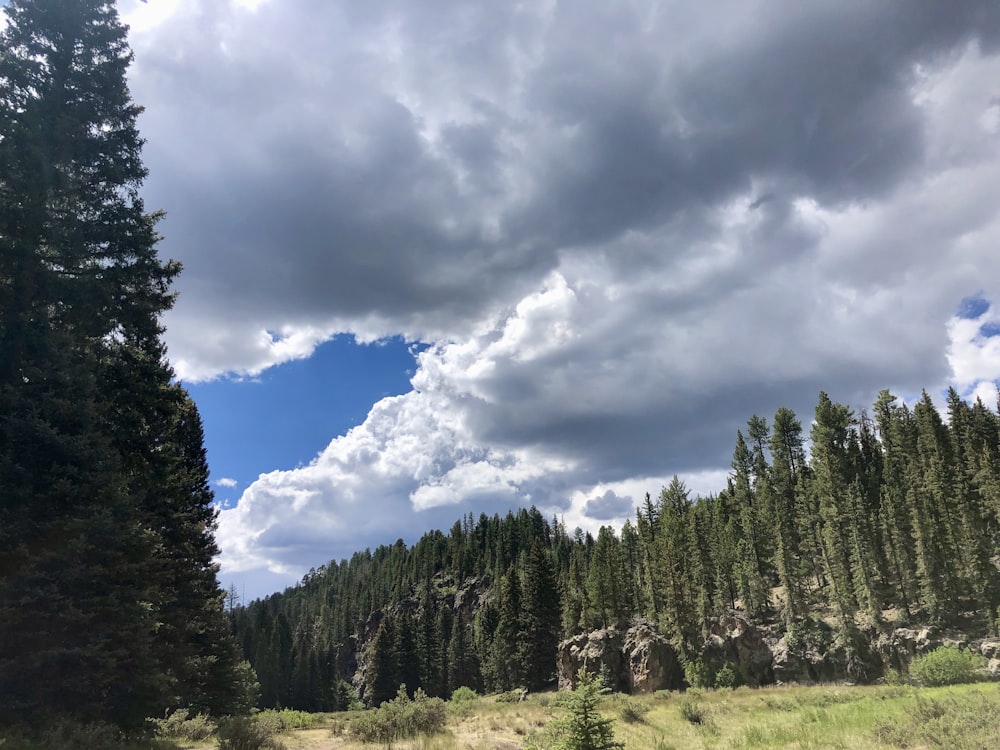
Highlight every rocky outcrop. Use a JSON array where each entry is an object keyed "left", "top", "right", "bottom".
[
  {"left": 350, "top": 574, "right": 492, "bottom": 704},
  {"left": 977, "top": 639, "right": 1000, "bottom": 660},
  {"left": 876, "top": 626, "right": 942, "bottom": 671},
  {"left": 623, "top": 620, "right": 684, "bottom": 693},
  {"left": 557, "top": 620, "right": 683, "bottom": 693},
  {"left": 702, "top": 614, "right": 775, "bottom": 686}
]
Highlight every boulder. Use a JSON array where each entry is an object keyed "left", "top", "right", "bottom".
[
  {"left": 770, "top": 636, "right": 837, "bottom": 684},
  {"left": 703, "top": 614, "right": 774, "bottom": 686},
  {"left": 558, "top": 627, "right": 625, "bottom": 691},
  {"left": 988, "top": 659, "right": 1000, "bottom": 679},
  {"left": 977, "top": 639, "right": 1000, "bottom": 660},
  {"left": 557, "top": 620, "right": 683, "bottom": 693},
  {"left": 623, "top": 621, "right": 684, "bottom": 693}
]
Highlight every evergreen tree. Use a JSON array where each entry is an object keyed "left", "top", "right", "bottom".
[
  {"left": 730, "top": 431, "right": 769, "bottom": 615},
  {"left": 521, "top": 540, "right": 562, "bottom": 691},
  {"left": 769, "top": 407, "right": 806, "bottom": 621},
  {"left": 0, "top": 0, "right": 240, "bottom": 728},
  {"left": 558, "top": 669, "right": 624, "bottom": 750},
  {"left": 810, "top": 393, "right": 860, "bottom": 617},
  {"left": 366, "top": 617, "right": 401, "bottom": 707},
  {"left": 447, "top": 619, "right": 480, "bottom": 693},
  {"left": 586, "top": 526, "right": 626, "bottom": 627}
]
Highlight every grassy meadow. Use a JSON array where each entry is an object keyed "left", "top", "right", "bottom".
[{"left": 153, "top": 681, "right": 1000, "bottom": 750}]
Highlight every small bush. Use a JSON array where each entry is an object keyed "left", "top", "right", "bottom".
[
  {"left": 216, "top": 715, "right": 285, "bottom": 750},
  {"left": 253, "top": 709, "right": 321, "bottom": 731},
  {"left": 616, "top": 697, "right": 649, "bottom": 724},
  {"left": 0, "top": 720, "right": 127, "bottom": 750},
  {"left": 713, "top": 663, "right": 743, "bottom": 689},
  {"left": 683, "top": 659, "right": 712, "bottom": 689},
  {"left": 154, "top": 709, "right": 216, "bottom": 741},
  {"left": 679, "top": 697, "right": 706, "bottom": 725},
  {"left": 874, "top": 692, "right": 1000, "bottom": 748},
  {"left": 349, "top": 685, "right": 446, "bottom": 744},
  {"left": 496, "top": 688, "right": 527, "bottom": 703},
  {"left": 908, "top": 646, "right": 985, "bottom": 687},
  {"left": 883, "top": 667, "right": 906, "bottom": 686},
  {"left": 450, "top": 686, "right": 479, "bottom": 703}
]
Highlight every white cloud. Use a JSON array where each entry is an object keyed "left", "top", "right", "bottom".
[
  {"left": 947, "top": 305, "right": 1000, "bottom": 398},
  {"left": 215, "top": 477, "right": 238, "bottom": 488},
  {"left": 121, "top": 1, "right": 1000, "bottom": 597}
]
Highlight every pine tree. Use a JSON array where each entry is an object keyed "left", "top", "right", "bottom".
[
  {"left": 810, "top": 393, "right": 860, "bottom": 618},
  {"left": 558, "top": 669, "right": 624, "bottom": 750},
  {"left": 366, "top": 617, "right": 401, "bottom": 707},
  {"left": 769, "top": 407, "right": 807, "bottom": 621},
  {"left": 521, "top": 540, "right": 561, "bottom": 692},
  {"left": 0, "top": 0, "right": 239, "bottom": 728}
]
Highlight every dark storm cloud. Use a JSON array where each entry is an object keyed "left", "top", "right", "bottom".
[
  {"left": 132, "top": 0, "right": 999, "bottom": 366},
  {"left": 120, "top": 1, "right": 1000, "bottom": 591},
  {"left": 584, "top": 490, "right": 635, "bottom": 521}
]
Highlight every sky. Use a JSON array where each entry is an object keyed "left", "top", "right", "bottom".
[{"left": 105, "top": 0, "right": 1000, "bottom": 601}]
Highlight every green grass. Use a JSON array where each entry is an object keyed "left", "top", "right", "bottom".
[
  {"left": 260, "top": 681, "right": 1000, "bottom": 749},
  {"left": 12, "top": 682, "right": 993, "bottom": 749}
]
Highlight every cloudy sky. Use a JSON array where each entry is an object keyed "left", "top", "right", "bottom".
[{"left": 116, "top": 0, "right": 1000, "bottom": 601}]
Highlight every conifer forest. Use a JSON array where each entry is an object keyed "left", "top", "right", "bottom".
[
  {"left": 2, "top": 0, "right": 1000, "bottom": 739},
  {"left": 233, "top": 388, "right": 1000, "bottom": 709}
]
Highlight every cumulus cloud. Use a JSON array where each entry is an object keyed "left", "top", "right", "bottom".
[
  {"left": 215, "top": 477, "right": 238, "bottom": 488},
  {"left": 117, "top": 0, "right": 1000, "bottom": 596},
  {"left": 583, "top": 490, "right": 636, "bottom": 522}
]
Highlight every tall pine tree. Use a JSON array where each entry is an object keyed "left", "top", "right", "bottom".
[{"left": 0, "top": 0, "right": 242, "bottom": 728}]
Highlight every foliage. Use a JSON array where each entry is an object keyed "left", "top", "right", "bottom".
[
  {"left": 0, "top": 0, "right": 243, "bottom": 730},
  {"left": 713, "top": 663, "right": 743, "bottom": 689},
  {"left": 547, "top": 669, "right": 624, "bottom": 750},
  {"left": 153, "top": 709, "right": 217, "bottom": 741},
  {"left": 678, "top": 697, "right": 707, "bottom": 725},
  {"left": 216, "top": 715, "right": 286, "bottom": 750},
  {"left": 348, "top": 685, "right": 447, "bottom": 746},
  {"left": 683, "top": 659, "right": 712, "bottom": 689},
  {"left": 908, "top": 646, "right": 986, "bottom": 687},
  {"left": 253, "top": 710, "right": 325, "bottom": 732},
  {"left": 615, "top": 696, "right": 650, "bottom": 724},
  {"left": 230, "top": 387, "right": 1000, "bottom": 710},
  {"left": 874, "top": 691, "right": 1000, "bottom": 749},
  {"left": 449, "top": 686, "right": 479, "bottom": 703},
  {"left": 495, "top": 689, "right": 527, "bottom": 703}
]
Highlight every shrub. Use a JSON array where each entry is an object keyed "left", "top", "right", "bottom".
[
  {"left": 154, "top": 709, "right": 216, "bottom": 741},
  {"left": 874, "top": 692, "right": 999, "bottom": 748},
  {"left": 616, "top": 696, "right": 650, "bottom": 724},
  {"left": 450, "top": 686, "right": 479, "bottom": 703},
  {"left": 0, "top": 719, "right": 126, "bottom": 750},
  {"left": 349, "top": 685, "right": 447, "bottom": 745},
  {"left": 216, "top": 715, "right": 285, "bottom": 750},
  {"left": 713, "top": 663, "right": 743, "bottom": 689},
  {"left": 683, "top": 659, "right": 712, "bottom": 689},
  {"left": 679, "top": 697, "right": 706, "bottom": 725},
  {"left": 496, "top": 688, "right": 527, "bottom": 703},
  {"left": 254, "top": 709, "right": 321, "bottom": 731},
  {"left": 908, "top": 646, "right": 985, "bottom": 687}
]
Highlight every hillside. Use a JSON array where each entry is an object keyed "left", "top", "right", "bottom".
[{"left": 230, "top": 388, "right": 1000, "bottom": 709}]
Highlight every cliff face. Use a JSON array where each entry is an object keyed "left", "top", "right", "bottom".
[
  {"left": 341, "top": 573, "right": 1000, "bottom": 700},
  {"left": 349, "top": 575, "right": 492, "bottom": 704},
  {"left": 557, "top": 620, "right": 684, "bottom": 693},
  {"left": 556, "top": 614, "right": 1000, "bottom": 692}
]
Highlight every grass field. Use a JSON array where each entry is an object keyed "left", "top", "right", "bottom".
[{"left": 165, "top": 681, "right": 999, "bottom": 750}]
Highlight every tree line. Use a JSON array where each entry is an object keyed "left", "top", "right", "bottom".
[
  {"left": 233, "top": 387, "right": 1000, "bottom": 709},
  {"left": 0, "top": 0, "right": 246, "bottom": 731}
]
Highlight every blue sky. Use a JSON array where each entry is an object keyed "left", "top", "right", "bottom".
[
  {"left": 187, "top": 336, "right": 419, "bottom": 504},
  {"left": 109, "top": 0, "right": 1000, "bottom": 601}
]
